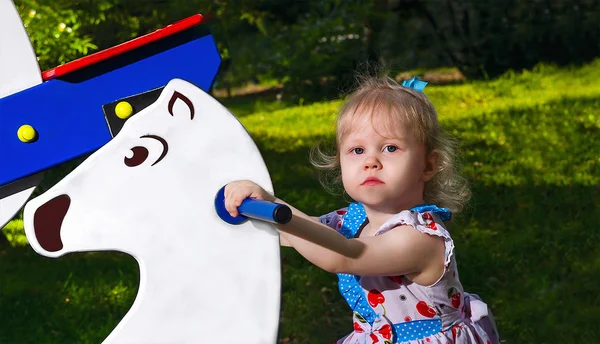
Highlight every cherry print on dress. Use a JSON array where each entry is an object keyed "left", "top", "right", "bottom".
[
  {"left": 451, "top": 325, "right": 459, "bottom": 342},
  {"left": 452, "top": 293, "right": 461, "bottom": 308},
  {"left": 352, "top": 313, "right": 393, "bottom": 344},
  {"left": 422, "top": 212, "right": 438, "bottom": 230},
  {"left": 388, "top": 275, "right": 403, "bottom": 284},
  {"left": 367, "top": 289, "right": 385, "bottom": 308},
  {"left": 334, "top": 210, "right": 346, "bottom": 229},
  {"left": 416, "top": 300, "right": 436, "bottom": 318},
  {"left": 448, "top": 287, "right": 461, "bottom": 308},
  {"left": 368, "top": 324, "right": 392, "bottom": 343},
  {"left": 380, "top": 324, "right": 392, "bottom": 341}
]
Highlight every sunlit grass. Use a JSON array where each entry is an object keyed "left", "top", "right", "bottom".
[
  {"left": 2, "top": 219, "right": 27, "bottom": 246},
  {"left": 1, "top": 59, "right": 599, "bottom": 343}
]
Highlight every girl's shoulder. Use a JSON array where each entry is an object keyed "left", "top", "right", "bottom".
[
  {"left": 319, "top": 203, "right": 452, "bottom": 236},
  {"left": 320, "top": 203, "right": 457, "bottom": 269},
  {"left": 377, "top": 207, "right": 455, "bottom": 270},
  {"left": 377, "top": 208, "right": 451, "bottom": 239}
]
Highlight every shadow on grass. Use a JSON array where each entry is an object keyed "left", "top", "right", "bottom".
[
  {"left": 0, "top": 248, "right": 138, "bottom": 344},
  {"left": 272, "top": 183, "right": 600, "bottom": 344},
  {"left": 451, "top": 184, "right": 599, "bottom": 343},
  {"left": 2, "top": 183, "right": 597, "bottom": 343},
  {"left": 1, "top": 92, "right": 597, "bottom": 343},
  {"left": 259, "top": 142, "right": 599, "bottom": 343}
]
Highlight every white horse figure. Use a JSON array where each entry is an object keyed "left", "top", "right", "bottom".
[{"left": 23, "top": 79, "right": 281, "bottom": 344}]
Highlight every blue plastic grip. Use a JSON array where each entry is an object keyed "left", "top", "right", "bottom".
[{"left": 214, "top": 185, "right": 292, "bottom": 225}]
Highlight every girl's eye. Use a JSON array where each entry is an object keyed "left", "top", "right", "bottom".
[
  {"left": 352, "top": 147, "right": 364, "bottom": 155},
  {"left": 384, "top": 145, "right": 398, "bottom": 153}
]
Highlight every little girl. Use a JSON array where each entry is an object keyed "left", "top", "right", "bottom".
[{"left": 224, "top": 76, "right": 499, "bottom": 344}]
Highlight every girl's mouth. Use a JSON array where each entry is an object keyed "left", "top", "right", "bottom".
[{"left": 361, "top": 177, "right": 383, "bottom": 186}]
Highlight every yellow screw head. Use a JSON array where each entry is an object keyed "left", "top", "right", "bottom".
[
  {"left": 115, "top": 101, "right": 134, "bottom": 119},
  {"left": 17, "top": 125, "right": 37, "bottom": 143}
]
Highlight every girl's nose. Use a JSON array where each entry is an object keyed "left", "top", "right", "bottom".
[{"left": 363, "top": 156, "right": 381, "bottom": 170}]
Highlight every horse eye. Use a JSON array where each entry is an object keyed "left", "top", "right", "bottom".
[{"left": 124, "top": 146, "right": 149, "bottom": 167}]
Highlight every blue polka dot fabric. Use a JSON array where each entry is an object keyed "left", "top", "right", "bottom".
[
  {"left": 394, "top": 319, "right": 442, "bottom": 341},
  {"left": 335, "top": 203, "right": 381, "bottom": 324},
  {"left": 410, "top": 204, "right": 452, "bottom": 222}
]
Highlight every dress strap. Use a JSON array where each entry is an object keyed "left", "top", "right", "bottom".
[
  {"left": 335, "top": 203, "right": 381, "bottom": 324},
  {"left": 337, "top": 203, "right": 366, "bottom": 239},
  {"left": 410, "top": 204, "right": 452, "bottom": 222}
]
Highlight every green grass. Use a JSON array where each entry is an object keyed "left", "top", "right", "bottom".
[{"left": 2, "top": 60, "right": 599, "bottom": 343}]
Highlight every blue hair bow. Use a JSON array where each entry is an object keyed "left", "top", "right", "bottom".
[{"left": 402, "top": 76, "right": 428, "bottom": 92}]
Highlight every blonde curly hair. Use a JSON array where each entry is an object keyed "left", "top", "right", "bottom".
[{"left": 310, "top": 75, "right": 471, "bottom": 214}]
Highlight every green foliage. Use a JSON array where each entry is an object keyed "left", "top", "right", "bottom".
[
  {"left": 206, "top": 0, "right": 375, "bottom": 98},
  {"left": 2, "top": 59, "right": 599, "bottom": 343},
  {"left": 255, "top": 1, "right": 372, "bottom": 97},
  {"left": 14, "top": 0, "right": 99, "bottom": 70},
  {"left": 381, "top": 0, "right": 600, "bottom": 79},
  {"left": 13, "top": 0, "right": 599, "bottom": 96}
]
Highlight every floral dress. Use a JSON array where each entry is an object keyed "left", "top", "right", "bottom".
[{"left": 319, "top": 203, "right": 500, "bottom": 344}]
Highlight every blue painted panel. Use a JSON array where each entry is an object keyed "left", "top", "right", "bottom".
[{"left": 0, "top": 33, "right": 221, "bottom": 186}]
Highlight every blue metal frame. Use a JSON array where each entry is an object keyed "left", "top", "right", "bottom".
[{"left": 0, "top": 32, "right": 221, "bottom": 186}]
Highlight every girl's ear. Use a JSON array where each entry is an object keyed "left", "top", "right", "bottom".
[{"left": 422, "top": 150, "right": 439, "bottom": 182}]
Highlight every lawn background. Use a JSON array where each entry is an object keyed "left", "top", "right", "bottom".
[{"left": 2, "top": 60, "right": 599, "bottom": 343}]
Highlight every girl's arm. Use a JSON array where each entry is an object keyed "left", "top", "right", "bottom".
[
  {"left": 274, "top": 202, "right": 444, "bottom": 279},
  {"left": 279, "top": 233, "right": 293, "bottom": 247},
  {"left": 224, "top": 181, "right": 444, "bottom": 279},
  {"left": 273, "top": 198, "right": 337, "bottom": 248}
]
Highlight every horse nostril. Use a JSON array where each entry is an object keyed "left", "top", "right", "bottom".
[{"left": 34, "top": 194, "right": 70, "bottom": 252}]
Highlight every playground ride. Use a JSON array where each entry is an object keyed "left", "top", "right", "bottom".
[{"left": 1, "top": 1, "right": 286, "bottom": 342}]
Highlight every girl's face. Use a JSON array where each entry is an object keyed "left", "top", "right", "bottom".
[{"left": 339, "top": 114, "right": 437, "bottom": 213}]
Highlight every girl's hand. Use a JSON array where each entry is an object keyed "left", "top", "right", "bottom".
[{"left": 224, "top": 180, "right": 275, "bottom": 217}]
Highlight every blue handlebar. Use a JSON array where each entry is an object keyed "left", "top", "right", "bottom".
[{"left": 214, "top": 185, "right": 292, "bottom": 225}]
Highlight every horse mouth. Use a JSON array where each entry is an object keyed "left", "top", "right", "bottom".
[{"left": 33, "top": 194, "right": 70, "bottom": 252}]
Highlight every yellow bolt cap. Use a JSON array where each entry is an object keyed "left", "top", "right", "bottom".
[
  {"left": 18, "top": 125, "right": 37, "bottom": 143},
  {"left": 115, "top": 101, "right": 134, "bottom": 119}
]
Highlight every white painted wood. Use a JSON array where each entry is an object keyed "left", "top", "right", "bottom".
[
  {"left": 24, "top": 79, "right": 281, "bottom": 344},
  {"left": 0, "top": 0, "right": 44, "bottom": 228},
  {"left": 0, "top": 0, "right": 42, "bottom": 99}
]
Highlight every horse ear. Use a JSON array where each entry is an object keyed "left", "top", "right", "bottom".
[{"left": 168, "top": 91, "right": 195, "bottom": 120}]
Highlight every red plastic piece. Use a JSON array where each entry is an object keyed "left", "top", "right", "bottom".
[{"left": 41, "top": 14, "right": 204, "bottom": 81}]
